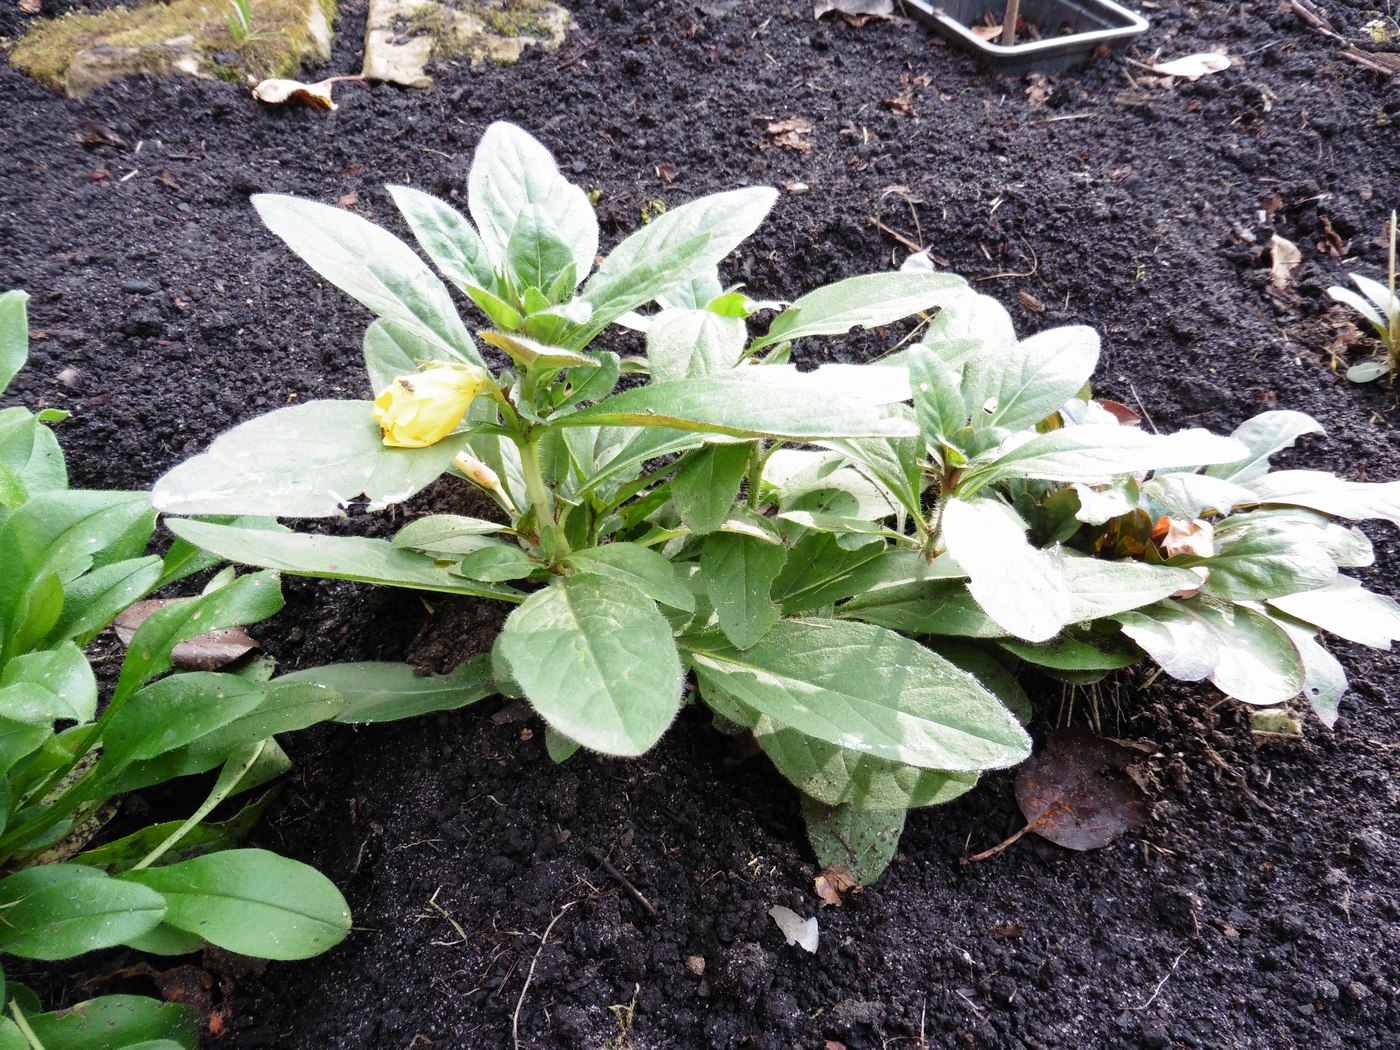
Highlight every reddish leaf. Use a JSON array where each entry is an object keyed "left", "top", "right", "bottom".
[
  {"left": 813, "top": 864, "right": 860, "bottom": 907},
  {"left": 1014, "top": 729, "right": 1152, "bottom": 851}
]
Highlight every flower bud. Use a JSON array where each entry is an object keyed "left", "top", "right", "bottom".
[{"left": 373, "top": 363, "right": 488, "bottom": 448}]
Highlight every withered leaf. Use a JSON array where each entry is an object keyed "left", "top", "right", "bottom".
[
  {"left": 813, "top": 864, "right": 860, "bottom": 907},
  {"left": 19, "top": 0, "right": 40, "bottom": 13},
  {"left": 1014, "top": 729, "right": 1153, "bottom": 851},
  {"left": 768, "top": 906, "right": 819, "bottom": 952},
  {"left": 1094, "top": 399, "right": 1141, "bottom": 426},
  {"left": 767, "top": 118, "right": 814, "bottom": 153},
  {"left": 1269, "top": 233, "right": 1302, "bottom": 290},
  {"left": 880, "top": 93, "right": 916, "bottom": 117},
  {"left": 252, "top": 75, "right": 364, "bottom": 111},
  {"left": 1149, "top": 52, "right": 1232, "bottom": 80},
  {"left": 114, "top": 599, "right": 259, "bottom": 671},
  {"left": 655, "top": 162, "right": 680, "bottom": 183}
]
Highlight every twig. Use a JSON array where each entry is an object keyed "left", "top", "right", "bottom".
[
  {"left": 962, "top": 803, "right": 1068, "bottom": 863},
  {"left": 869, "top": 217, "right": 922, "bottom": 256},
  {"left": 1124, "top": 947, "right": 1190, "bottom": 1011},
  {"left": 1201, "top": 745, "right": 1278, "bottom": 814},
  {"left": 512, "top": 901, "right": 575, "bottom": 1050},
  {"left": 1287, "top": 0, "right": 1347, "bottom": 43},
  {"left": 1001, "top": 0, "right": 1022, "bottom": 46},
  {"left": 586, "top": 847, "right": 660, "bottom": 917},
  {"left": 972, "top": 238, "right": 1039, "bottom": 281}
]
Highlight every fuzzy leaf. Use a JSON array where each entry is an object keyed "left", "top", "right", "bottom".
[
  {"left": 754, "top": 271, "right": 964, "bottom": 350},
  {"left": 1267, "top": 576, "right": 1400, "bottom": 648},
  {"left": 387, "top": 184, "right": 496, "bottom": 293},
  {"left": 497, "top": 576, "right": 683, "bottom": 756},
  {"left": 701, "top": 531, "right": 787, "bottom": 649}
]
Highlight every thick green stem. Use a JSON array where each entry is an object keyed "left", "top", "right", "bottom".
[{"left": 519, "top": 433, "right": 569, "bottom": 559}]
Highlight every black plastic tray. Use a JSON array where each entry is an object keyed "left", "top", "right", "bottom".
[{"left": 903, "top": 0, "right": 1149, "bottom": 75}]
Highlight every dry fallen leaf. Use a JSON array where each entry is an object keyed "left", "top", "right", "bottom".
[
  {"left": 655, "top": 162, "right": 679, "bottom": 183},
  {"left": 1149, "top": 52, "right": 1232, "bottom": 80},
  {"left": 970, "top": 22, "right": 1003, "bottom": 41},
  {"left": 19, "top": 0, "right": 40, "bottom": 13},
  {"left": 113, "top": 600, "right": 259, "bottom": 671},
  {"left": 338, "top": 192, "right": 360, "bottom": 208},
  {"left": 1014, "top": 729, "right": 1153, "bottom": 851},
  {"left": 1153, "top": 516, "right": 1214, "bottom": 559},
  {"left": 813, "top": 864, "right": 860, "bottom": 907},
  {"left": 880, "top": 93, "right": 916, "bottom": 117},
  {"left": 782, "top": 179, "right": 811, "bottom": 195},
  {"left": 768, "top": 906, "right": 819, "bottom": 952},
  {"left": 1024, "top": 73, "right": 1051, "bottom": 107},
  {"left": 252, "top": 75, "right": 365, "bottom": 111},
  {"left": 767, "top": 118, "right": 814, "bottom": 153},
  {"left": 1269, "top": 233, "right": 1303, "bottom": 290}
]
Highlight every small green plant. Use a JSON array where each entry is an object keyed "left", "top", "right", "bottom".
[
  {"left": 151, "top": 123, "right": 1034, "bottom": 878},
  {"left": 151, "top": 124, "right": 1400, "bottom": 885},
  {"left": 1331, "top": 210, "right": 1400, "bottom": 383},
  {"left": 0, "top": 291, "right": 482, "bottom": 1044},
  {"left": 224, "top": 0, "right": 255, "bottom": 45}
]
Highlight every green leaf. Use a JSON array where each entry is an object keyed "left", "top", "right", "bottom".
[
  {"left": 1205, "top": 410, "right": 1325, "bottom": 483},
  {"left": 1248, "top": 469, "right": 1400, "bottom": 527},
  {"left": 977, "top": 326, "right": 1100, "bottom": 433},
  {"left": 19, "top": 996, "right": 199, "bottom": 1050},
  {"left": 560, "top": 373, "right": 918, "bottom": 441},
  {"left": 151, "top": 401, "right": 465, "bottom": 517},
  {"left": 467, "top": 123, "right": 598, "bottom": 279},
  {"left": 393, "top": 513, "right": 509, "bottom": 555},
  {"left": 566, "top": 543, "right": 695, "bottom": 612},
  {"left": 46, "top": 556, "right": 163, "bottom": 648},
  {"left": 164, "top": 521, "right": 526, "bottom": 602},
  {"left": 670, "top": 443, "right": 751, "bottom": 536},
  {"left": 646, "top": 308, "right": 747, "bottom": 383},
  {"left": 110, "top": 571, "right": 283, "bottom": 707},
  {"left": 1141, "top": 472, "right": 1256, "bottom": 519},
  {"left": 997, "top": 634, "right": 1139, "bottom": 672},
  {"left": 505, "top": 204, "right": 578, "bottom": 295},
  {"left": 1185, "top": 597, "right": 1305, "bottom": 704},
  {"left": 686, "top": 618, "right": 1030, "bottom": 771},
  {"left": 941, "top": 497, "right": 1071, "bottom": 643},
  {"left": 961, "top": 427, "right": 1249, "bottom": 493},
  {"left": 362, "top": 318, "right": 441, "bottom": 395},
  {"left": 908, "top": 342, "right": 970, "bottom": 451},
  {"left": 496, "top": 576, "right": 683, "bottom": 756},
  {"left": 544, "top": 726, "right": 581, "bottom": 763},
  {"left": 277, "top": 657, "right": 495, "bottom": 723},
  {"left": 1346, "top": 359, "right": 1392, "bottom": 383},
  {"left": 121, "top": 923, "right": 206, "bottom": 958},
  {"left": 1269, "top": 616, "right": 1347, "bottom": 729},
  {"left": 0, "top": 408, "right": 67, "bottom": 506},
  {"left": 0, "top": 291, "right": 28, "bottom": 396},
  {"left": 455, "top": 544, "right": 538, "bottom": 582},
  {"left": 701, "top": 532, "right": 786, "bottom": 649},
  {"left": 752, "top": 271, "right": 964, "bottom": 351},
  {"left": 771, "top": 533, "right": 889, "bottom": 614},
  {"left": 0, "top": 643, "right": 97, "bottom": 723},
  {"left": 580, "top": 188, "right": 777, "bottom": 338},
  {"left": 0, "top": 866, "right": 166, "bottom": 960},
  {"left": 1182, "top": 518, "right": 1337, "bottom": 601},
  {"left": 800, "top": 795, "right": 905, "bottom": 885},
  {"left": 839, "top": 578, "right": 1007, "bottom": 638},
  {"left": 755, "top": 717, "right": 977, "bottom": 810},
  {"left": 101, "top": 673, "right": 265, "bottom": 771},
  {"left": 252, "top": 194, "right": 481, "bottom": 368},
  {"left": 1114, "top": 603, "right": 1218, "bottom": 681},
  {"left": 818, "top": 430, "right": 924, "bottom": 521},
  {"left": 480, "top": 330, "right": 598, "bottom": 370},
  {"left": 76, "top": 794, "right": 272, "bottom": 872},
  {"left": 174, "top": 681, "right": 344, "bottom": 761},
  {"left": 1267, "top": 576, "right": 1400, "bottom": 648},
  {"left": 1059, "top": 555, "right": 1202, "bottom": 622},
  {"left": 117, "top": 849, "right": 350, "bottom": 961},
  {"left": 387, "top": 184, "right": 496, "bottom": 293}
]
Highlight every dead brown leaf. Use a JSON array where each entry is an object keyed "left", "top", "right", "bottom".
[
  {"left": 1317, "top": 215, "right": 1345, "bottom": 258},
  {"left": 1094, "top": 398, "right": 1141, "bottom": 426},
  {"left": 880, "top": 93, "right": 916, "bottom": 117},
  {"left": 1017, "top": 290, "right": 1044, "bottom": 313},
  {"left": 338, "top": 192, "right": 360, "bottom": 208},
  {"left": 113, "top": 600, "right": 259, "bottom": 671},
  {"left": 75, "top": 121, "right": 128, "bottom": 151},
  {"left": 252, "top": 75, "right": 365, "bottom": 111},
  {"left": 813, "top": 864, "right": 860, "bottom": 907},
  {"left": 655, "top": 162, "right": 679, "bottom": 183},
  {"left": 1024, "top": 73, "right": 1051, "bottom": 107},
  {"left": 1014, "top": 729, "right": 1153, "bottom": 851},
  {"left": 767, "top": 118, "right": 814, "bottom": 153},
  {"left": 1148, "top": 52, "right": 1232, "bottom": 80},
  {"left": 19, "top": 0, "right": 40, "bottom": 13},
  {"left": 154, "top": 170, "right": 181, "bottom": 191},
  {"left": 970, "top": 23, "right": 1003, "bottom": 41},
  {"left": 1153, "top": 516, "right": 1214, "bottom": 559}
]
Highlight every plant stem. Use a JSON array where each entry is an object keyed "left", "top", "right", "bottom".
[
  {"left": 9, "top": 1003, "right": 44, "bottom": 1050},
  {"left": 1001, "top": 0, "right": 1022, "bottom": 45},
  {"left": 518, "top": 433, "right": 569, "bottom": 558}
]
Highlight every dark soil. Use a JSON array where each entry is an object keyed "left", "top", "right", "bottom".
[{"left": 3, "top": 0, "right": 1400, "bottom": 1047}]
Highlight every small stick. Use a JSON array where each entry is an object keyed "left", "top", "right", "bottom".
[
  {"left": 586, "top": 847, "right": 660, "bottom": 917},
  {"left": 512, "top": 901, "right": 575, "bottom": 1050},
  {"left": 1001, "top": 0, "right": 1022, "bottom": 46}
]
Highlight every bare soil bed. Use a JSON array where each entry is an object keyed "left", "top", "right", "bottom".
[{"left": 2, "top": 0, "right": 1400, "bottom": 1046}]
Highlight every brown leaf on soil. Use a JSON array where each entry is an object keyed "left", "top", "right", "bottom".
[
  {"left": 655, "top": 161, "right": 679, "bottom": 183},
  {"left": 1317, "top": 215, "right": 1346, "bottom": 258},
  {"left": 1269, "top": 233, "right": 1302, "bottom": 290},
  {"left": 1024, "top": 73, "right": 1051, "bottom": 107},
  {"left": 880, "top": 93, "right": 916, "bottom": 117},
  {"left": 75, "top": 121, "right": 128, "bottom": 150},
  {"left": 252, "top": 76, "right": 365, "bottom": 112},
  {"left": 814, "top": 0, "right": 893, "bottom": 26},
  {"left": 154, "top": 170, "right": 181, "bottom": 190},
  {"left": 113, "top": 599, "right": 259, "bottom": 671},
  {"left": 1094, "top": 398, "right": 1142, "bottom": 426},
  {"left": 767, "top": 118, "right": 814, "bottom": 153},
  {"left": 19, "top": 0, "right": 40, "bottom": 13},
  {"left": 1014, "top": 729, "right": 1153, "bottom": 851},
  {"left": 338, "top": 192, "right": 360, "bottom": 208},
  {"left": 813, "top": 864, "right": 860, "bottom": 907}
]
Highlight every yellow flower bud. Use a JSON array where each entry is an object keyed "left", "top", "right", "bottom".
[{"left": 373, "top": 363, "right": 488, "bottom": 448}]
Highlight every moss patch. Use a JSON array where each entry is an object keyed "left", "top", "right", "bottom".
[
  {"left": 11, "top": 0, "right": 337, "bottom": 91},
  {"left": 434, "top": 0, "right": 566, "bottom": 62}
]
